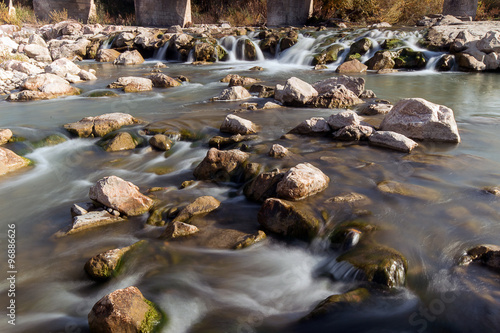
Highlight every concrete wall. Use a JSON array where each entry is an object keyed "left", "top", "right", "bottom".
[
  {"left": 33, "top": 0, "right": 96, "bottom": 23},
  {"left": 135, "top": 0, "right": 192, "bottom": 27},
  {"left": 443, "top": 0, "right": 479, "bottom": 19},
  {"left": 267, "top": 0, "right": 314, "bottom": 26}
]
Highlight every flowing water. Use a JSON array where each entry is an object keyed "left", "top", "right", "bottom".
[{"left": 1, "top": 27, "right": 500, "bottom": 333}]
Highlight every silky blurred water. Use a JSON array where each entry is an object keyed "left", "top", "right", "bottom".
[{"left": 1, "top": 32, "right": 500, "bottom": 332}]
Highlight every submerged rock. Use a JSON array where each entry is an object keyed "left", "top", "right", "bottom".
[
  {"left": 174, "top": 196, "right": 221, "bottom": 223},
  {"left": 305, "top": 288, "right": 370, "bottom": 320},
  {"left": 377, "top": 180, "right": 440, "bottom": 201},
  {"left": 193, "top": 148, "right": 250, "bottom": 182},
  {"left": 258, "top": 198, "right": 319, "bottom": 240},
  {"left": 234, "top": 230, "right": 267, "bottom": 249},
  {"left": 208, "top": 134, "right": 257, "bottom": 149},
  {"left": 276, "top": 163, "right": 330, "bottom": 201},
  {"left": 380, "top": 98, "right": 460, "bottom": 143},
  {"left": 88, "top": 286, "right": 162, "bottom": 333},
  {"left": 220, "top": 114, "right": 258, "bottom": 135},
  {"left": 0, "top": 147, "right": 30, "bottom": 176},
  {"left": 369, "top": 131, "right": 418, "bottom": 153},
  {"left": 89, "top": 176, "right": 154, "bottom": 216},
  {"left": 337, "top": 243, "right": 408, "bottom": 288},
  {"left": 64, "top": 113, "right": 139, "bottom": 138}
]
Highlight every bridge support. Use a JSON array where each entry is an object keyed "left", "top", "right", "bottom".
[
  {"left": 267, "top": 0, "right": 313, "bottom": 26},
  {"left": 135, "top": 0, "right": 192, "bottom": 27},
  {"left": 443, "top": 0, "right": 479, "bottom": 19},
  {"left": 33, "top": 0, "right": 96, "bottom": 23}
]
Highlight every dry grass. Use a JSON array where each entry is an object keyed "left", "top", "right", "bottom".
[
  {"left": 192, "top": 0, "right": 266, "bottom": 26},
  {"left": 0, "top": 3, "right": 38, "bottom": 26},
  {"left": 477, "top": 0, "right": 500, "bottom": 20}
]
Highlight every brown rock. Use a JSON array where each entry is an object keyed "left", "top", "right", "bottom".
[
  {"left": 96, "top": 49, "right": 121, "bottom": 62},
  {"left": 102, "top": 132, "right": 138, "bottom": 152},
  {"left": 174, "top": 196, "right": 221, "bottom": 222},
  {"left": 88, "top": 286, "right": 161, "bottom": 333},
  {"left": 161, "top": 221, "right": 200, "bottom": 239},
  {"left": 336, "top": 59, "right": 368, "bottom": 73},
  {"left": 148, "top": 73, "right": 181, "bottom": 88},
  {"left": 258, "top": 198, "right": 319, "bottom": 240},
  {"left": 0, "top": 129, "right": 13, "bottom": 145},
  {"left": 268, "top": 144, "right": 288, "bottom": 158},
  {"left": 89, "top": 176, "right": 154, "bottom": 216},
  {"left": 193, "top": 148, "right": 250, "bottom": 181},
  {"left": 149, "top": 134, "right": 172, "bottom": 151},
  {"left": 244, "top": 170, "right": 285, "bottom": 202},
  {"left": 64, "top": 113, "right": 139, "bottom": 138},
  {"left": 0, "top": 147, "right": 30, "bottom": 176},
  {"left": 113, "top": 50, "right": 145, "bottom": 65}
]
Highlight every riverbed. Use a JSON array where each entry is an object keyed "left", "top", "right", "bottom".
[{"left": 1, "top": 29, "right": 500, "bottom": 332}]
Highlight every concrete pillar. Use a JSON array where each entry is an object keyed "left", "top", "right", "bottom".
[
  {"left": 33, "top": 0, "right": 96, "bottom": 23},
  {"left": 443, "top": 0, "right": 479, "bottom": 19},
  {"left": 135, "top": 0, "right": 192, "bottom": 27},
  {"left": 267, "top": 0, "right": 314, "bottom": 26},
  {"left": 8, "top": 0, "right": 16, "bottom": 18}
]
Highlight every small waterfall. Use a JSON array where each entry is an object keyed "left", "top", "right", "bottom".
[
  {"left": 99, "top": 35, "right": 116, "bottom": 50},
  {"left": 153, "top": 41, "right": 170, "bottom": 61},
  {"left": 220, "top": 36, "right": 237, "bottom": 62},
  {"left": 277, "top": 35, "right": 316, "bottom": 65}
]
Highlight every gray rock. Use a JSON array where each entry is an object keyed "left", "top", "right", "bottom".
[
  {"left": 327, "top": 110, "right": 362, "bottom": 130},
  {"left": 333, "top": 124, "right": 374, "bottom": 141},
  {"left": 313, "top": 75, "right": 365, "bottom": 96},
  {"left": 214, "top": 86, "right": 252, "bottom": 101},
  {"left": 113, "top": 50, "right": 145, "bottom": 65},
  {"left": 275, "top": 77, "right": 318, "bottom": 106},
  {"left": 66, "top": 210, "right": 124, "bottom": 235},
  {"left": 369, "top": 131, "right": 418, "bottom": 153},
  {"left": 268, "top": 144, "right": 288, "bottom": 158},
  {"left": 380, "top": 98, "right": 460, "bottom": 143},
  {"left": 220, "top": 114, "right": 258, "bottom": 135},
  {"left": 289, "top": 117, "right": 331, "bottom": 136}
]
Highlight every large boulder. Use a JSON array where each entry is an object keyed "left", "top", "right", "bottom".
[
  {"left": 213, "top": 86, "right": 251, "bottom": 101},
  {"left": 193, "top": 148, "right": 250, "bottom": 182},
  {"left": 366, "top": 51, "right": 396, "bottom": 70},
  {"left": 108, "top": 77, "right": 153, "bottom": 93},
  {"left": 327, "top": 110, "right": 362, "bottom": 130},
  {"left": 89, "top": 176, "right": 154, "bottom": 216},
  {"left": 64, "top": 113, "right": 139, "bottom": 138},
  {"left": 193, "top": 42, "right": 216, "bottom": 62},
  {"left": 48, "top": 38, "right": 90, "bottom": 60},
  {"left": 45, "top": 58, "right": 81, "bottom": 78},
  {"left": 313, "top": 76, "right": 365, "bottom": 97},
  {"left": 1, "top": 60, "right": 44, "bottom": 75},
  {"left": 14, "top": 73, "right": 80, "bottom": 100},
  {"left": 88, "top": 286, "right": 162, "bottom": 333},
  {"left": 0, "top": 129, "right": 13, "bottom": 145},
  {"left": 276, "top": 163, "right": 329, "bottom": 200},
  {"left": 380, "top": 98, "right": 460, "bottom": 143},
  {"left": 220, "top": 114, "right": 258, "bottom": 135},
  {"left": 258, "top": 198, "right": 319, "bottom": 240},
  {"left": 96, "top": 49, "right": 121, "bottom": 62},
  {"left": 0, "top": 147, "right": 30, "bottom": 176},
  {"left": 275, "top": 77, "right": 318, "bottom": 106},
  {"left": 113, "top": 50, "right": 145, "bottom": 65}
]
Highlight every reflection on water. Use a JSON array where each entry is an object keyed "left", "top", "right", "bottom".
[{"left": 1, "top": 59, "right": 500, "bottom": 333}]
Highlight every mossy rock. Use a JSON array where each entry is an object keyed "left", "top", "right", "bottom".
[
  {"left": 377, "top": 180, "right": 440, "bottom": 201},
  {"left": 88, "top": 90, "right": 119, "bottom": 98},
  {"left": 394, "top": 48, "right": 427, "bottom": 69},
  {"left": 146, "top": 165, "right": 176, "bottom": 175},
  {"left": 382, "top": 39, "right": 405, "bottom": 50},
  {"left": 304, "top": 288, "right": 370, "bottom": 320},
  {"left": 32, "top": 134, "right": 67, "bottom": 148},
  {"left": 216, "top": 45, "right": 228, "bottom": 61},
  {"left": 348, "top": 53, "right": 361, "bottom": 61},
  {"left": 179, "top": 128, "right": 206, "bottom": 142},
  {"left": 348, "top": 37, "right": 372, "bottom": 57},
  {"left": 312, "top": 44, "right": 345, "bottom": 65},
  {"left": 140, "top": 299, "right": 164, "bottom": 333},
  {"left": 337, "top": 243, "right": 408, "bottom": 288},
  {"left": 97, "top": 131, "right": 143, "bottom": 152}
]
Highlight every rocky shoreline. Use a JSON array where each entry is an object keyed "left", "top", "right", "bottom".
[{"left": 2, "top": 16, "right": 500, "bottom": 333}]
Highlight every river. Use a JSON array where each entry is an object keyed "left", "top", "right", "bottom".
[{"left": 1, "top": 27, "right": 500, "bottom": 333}]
